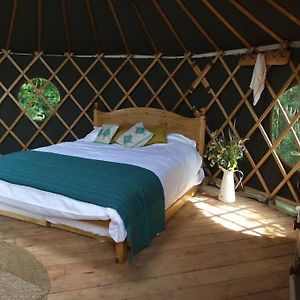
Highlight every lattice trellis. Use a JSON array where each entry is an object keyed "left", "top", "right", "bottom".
[{"left": 0, "top": 49, "right": 299, "bottom": 204}]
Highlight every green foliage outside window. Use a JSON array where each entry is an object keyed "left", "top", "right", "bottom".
[
  {"left": 18, "top": 78, "right": 60, "bottom": 121},
  {"left": 271, "top": 84, "right": 300, "bottom": 168}
]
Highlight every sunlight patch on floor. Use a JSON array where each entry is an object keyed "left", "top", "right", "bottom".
[{"left": 191, "top": 194, "right": 289, "bottom": 238}]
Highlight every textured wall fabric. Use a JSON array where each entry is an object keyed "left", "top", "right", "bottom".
[{"left": 0, "top": 49, "right": 299, "bottom": 202}]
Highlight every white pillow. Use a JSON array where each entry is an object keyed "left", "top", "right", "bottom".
[
  {"left": 80, "top": 127, "right": 101, "bottom": 142},
  {"left": 116, "top": 122, "right": 154, "bottom": 148},
  {"left": 167, "top": 133, "right": 197, "bottom": 147},
  {"left": 94, "top": 124, "right": 119, "bottom": 144}
]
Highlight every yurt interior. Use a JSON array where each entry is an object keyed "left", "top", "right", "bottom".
[{"left": 0, "top": 1, "right": 299, "bottom": 299}]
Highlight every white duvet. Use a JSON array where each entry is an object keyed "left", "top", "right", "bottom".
[{"left": 0, "top": 134, "right": 204, "bottom": 242}]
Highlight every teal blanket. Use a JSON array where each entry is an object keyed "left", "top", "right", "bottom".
[{"left": 0, "top": 151, "right": 165, "bottom": 255}]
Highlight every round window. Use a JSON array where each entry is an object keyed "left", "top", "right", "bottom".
[
  {"left": 271, "top": 84, "right": 300, "bottom": 168},
  {"left": 18, "top": 78, "right": 60, "bottom": 121}
]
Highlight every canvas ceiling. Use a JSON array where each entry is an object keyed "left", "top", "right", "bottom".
[{"left": 0, "top": 0, "right": 299, "bottom": 55}]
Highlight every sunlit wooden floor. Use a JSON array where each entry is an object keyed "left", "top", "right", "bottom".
[{"left": 0, "top": 185, "right": 296, "bottom": 300}]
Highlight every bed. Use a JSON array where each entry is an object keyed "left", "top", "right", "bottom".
[{"left": 0, "top": 105, "right": 206, "bottom": 263}]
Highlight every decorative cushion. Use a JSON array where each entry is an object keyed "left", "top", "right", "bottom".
[
  {"left": 116, "top": 122, "right": 154, "bottom": 148},
  {"left": 80, "top": 127, "right": 101, "bottom": 142},
  {"left": 145, "top": 123, "right": 167, "bottom": 145},
  {"left": 111, "top": 124, "right": 131, "bottom": 143},
  {"left": 94, "top": 124, "right": 119, "bottom": 144}
]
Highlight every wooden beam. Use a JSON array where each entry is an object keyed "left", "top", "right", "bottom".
[
  {"left": 196, "top": 40, "right": 298, "bottom": 203},
  {"left": 242, "top": 98, "right": 299, "bottom": 201},
  {"left": 37, "top": 0, "right": 42, "bottom": 52},
  {"left": 276, "top": 100, "right": 300, "bottom": 150},
  {"left": 131, "top": 0, "right": 158, "bottom": 54},
  {"left": 1, "top": 37, "right": 299, "bottom": 205},
  {"left": 176, "top": 0, "right": 220, "bottom": 51},
  {"left": 129, "top": 59, "right": 167, "bottom": 110},
  {"left": 229, "top": 0, "right": 285, "bottom": 45},
  {"left": 202, "top": 0, "right": 251, "bottom": 49},
  {"left": 0, "top": 51, "right": 54, "bottom": 147},
  {"left": 85, "top": 0, "right": 101, "bottom": 53},
  {"left": 264, "top": 84, "right": 300, "bottom": 202},
  {"left": 191, "top": 53, "right": 272, "bottom": 196},
  {"left": 99, "top": 56, "right": 138, "bottom": 109},
  {"left": 269, "top": 160, "right": 300, "bottom": 200},
  {"left": 241, "top": 63, "right": 300, "bottom": 202},
  {"left": 157, "top": 58, "right": 190, "bottom": 110},
  {"left": 171, "top": 54, "right": 221, "bottom": 113},
  {"left": 239, "top": 50, "right": 290, "bottom": 66},
  {"left": 26, "top": 54, "right": 101, "bottom": 146},
  {"left": 61, "top": 0, "right": 71, "bottom": 53},
  {"left": 5, "top": 0, "right": 18, "bottom": 50},
  {"left": 107, "top": 0, "right": 130, "bottom": 54},
  {"left": 146, "top": 55, "right": 188, "bottom": 108},
  {"left": 266, "top": 0, "right": 300, "bottom": 27},
  {"left": 152, "top": 0, "right": 189, "bottom": 53},
  {"left": 240, "top": 63, "right": 300, "bottom": 148},
  {"left": 5, "top": 53, "right": 79, "bottom": 144},
  {"left": 113, "top": 55, "right": 161, "bottom": 110},
  {"left": 86, "top": 55, "right": 133, "bottom": 113}
]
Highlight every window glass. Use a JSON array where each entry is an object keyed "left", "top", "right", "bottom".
[
  {"left": 271, "top": 84, "right": 300, "bottom": 168},
  {"left": 18, "top": 78, "right": 60, "bottom": 121}
]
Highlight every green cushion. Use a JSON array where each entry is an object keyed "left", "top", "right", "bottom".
[{"left": 145, "top": 123, "right": 168, "bottom": 145}]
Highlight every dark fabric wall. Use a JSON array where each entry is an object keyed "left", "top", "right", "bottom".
[{"left": 0, "top": 49, "right": 299, "bottom": 200}]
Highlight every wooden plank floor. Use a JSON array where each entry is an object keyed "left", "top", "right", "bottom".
[{"left": 0, "top": 185, "right": 296, "bottom": 300}]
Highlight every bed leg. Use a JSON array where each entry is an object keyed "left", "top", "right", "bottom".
[
  {"left": 115, "top": 241, "right": 127, "bottom": 264},
  {"left": 46, "top": 221, "right": 52, "bottom": 227}
]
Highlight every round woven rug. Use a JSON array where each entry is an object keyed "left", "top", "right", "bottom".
[{"left": 0, "top": 241, "right": 50, "bottom": 300}]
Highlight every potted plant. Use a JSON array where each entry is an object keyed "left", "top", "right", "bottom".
[{"left": 205, "top": 130, "right": 247, "bottom": 202}]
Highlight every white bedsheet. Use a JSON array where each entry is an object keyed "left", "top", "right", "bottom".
[{"left": 0, "top": 134, "right": 204, "bottom": 242}]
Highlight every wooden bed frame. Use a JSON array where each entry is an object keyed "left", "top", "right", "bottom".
[{"left": 0, "top": 104, "right": 206, "bottom": 264}]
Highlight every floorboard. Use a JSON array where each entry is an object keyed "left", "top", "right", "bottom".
[{"left": 0, "top": 185, "right": 296, "bottom": 300}]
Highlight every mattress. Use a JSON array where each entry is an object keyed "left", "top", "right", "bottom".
[{"left": 0, "top": 133, "right": 204, "bottom": 242}]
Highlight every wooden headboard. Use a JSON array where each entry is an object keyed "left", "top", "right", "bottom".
[{"left": 93, "top": 104, "right": 206, "bottom": 155}]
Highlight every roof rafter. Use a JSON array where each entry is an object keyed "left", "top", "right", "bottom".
[
  {"left": 131, "top": 0, "right": 158, "bottom": 54},
  {"left": 107, "top": 0, "right": 130, "bottom": 54},
  {"left": 5, "top": 0, "right": 18, "bottom": 50},
  {"left": 61, "top": 0, "right": 71, "bottom": 53},
  {"left": 152, "top": 0, "right": 188, "bottom": 53},
  {"left": 85, "top": 0, "right": 101, "bottom": 53},
  {"left": 266, "top": 0, "right": 300, "bottom": 27},
  {"left": 176, "top": 0, "right": 220, "bottom": 51},
  {"left": 229, "top": 0, "right": 285, "bottom": 45},
  {"left": 37, "top": 0, "right": 42, "bottom": 51},
  {"left": 202, "top": 0, "right": 251, "bottom": 49}
]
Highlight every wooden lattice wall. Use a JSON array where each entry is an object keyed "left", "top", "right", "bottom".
[{"left": 0, "top": 49, "right": 299, "bottom": 204}]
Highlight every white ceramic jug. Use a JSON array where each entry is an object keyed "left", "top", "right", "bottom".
[{"left": 218, "top": 167, "right": 243, "bottom": 203}]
